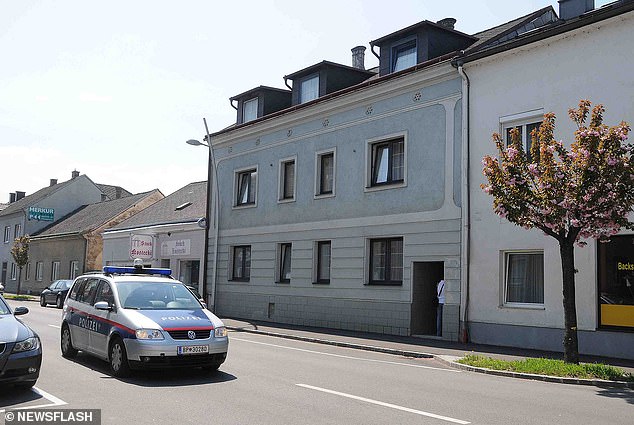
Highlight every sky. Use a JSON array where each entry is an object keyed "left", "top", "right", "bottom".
[{"left": 0, "top": 0, "right": 611, "bottom": 202}]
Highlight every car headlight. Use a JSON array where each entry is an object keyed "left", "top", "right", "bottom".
[
  {"left": 214, "top": 327, "right": 227, "bottom": 338},
  {"left": 12, "top": 336, "right": 40, "bottom": 353},
  {"left": 135, "top": 329, "right": 164, "bottom": 340}
]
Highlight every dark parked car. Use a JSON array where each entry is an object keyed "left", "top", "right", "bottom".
[
  {"left": 0, "top": 294, "right": 42, "bottom": 389},
  {"left": 40, "top": 279, "right": 74, "bottom": 308}
]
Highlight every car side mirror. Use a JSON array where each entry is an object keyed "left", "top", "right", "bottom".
[
  {"left": 14, "top": 306, "right": 29, "bottom": 316},
  {"left": 94, "top": 301, "right": 112, "bottom": 311}
]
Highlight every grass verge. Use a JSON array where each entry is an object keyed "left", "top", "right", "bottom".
[
  {"left": 458, "top": 355, "right": 634, "bottom": 382},
  {"left": 3, "top": 294, "right": 36, "bottom": 301}
]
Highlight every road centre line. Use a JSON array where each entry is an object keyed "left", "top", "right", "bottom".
[
  {"left": 297, "top": 384, "right": 470, "bottom": 424},
  {"left": 231, "top": 337, "right": 460, "bottom": 372},
  {"left": 0, "top": 387, "right": 67, "bottom": 413},
  {"left": 48, "top": 325, "right": 60, "bottom": 329}
]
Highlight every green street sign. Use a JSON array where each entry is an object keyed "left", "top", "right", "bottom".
[{"left": 28, "top": 206, "right": 54, "bottom": 221}]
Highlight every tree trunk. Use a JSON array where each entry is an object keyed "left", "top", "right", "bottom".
[
  {"left": 559, "top": 240, "right": 579, "bottom": 364},
  {"left": 16, "top": 267, "right": 22, "bottom": 296}
]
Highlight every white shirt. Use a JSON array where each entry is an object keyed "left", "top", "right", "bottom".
[{"left": 437, "top": 280, "right": 445, "bottom": 304}]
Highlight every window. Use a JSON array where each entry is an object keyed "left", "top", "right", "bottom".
[
  {"left": 278, "top": 243, "right": 292, "bottom": 283},
  {"left": 279, "top": 158, "right": 296, "bottom": 201},
  {"left": 392, "top": 41, "right": 416, "bottom": 72},
  {"left": 235, "top": 168, "right": 257, "bottom": 206},
  {"left": 14, "top": 224, "right": 21, "bottom": 238},
  {"left": 369, "top": 136, "right": 405, "bottom": 187},
  {"left": 35, "top": 262, "right": 43, "bottom": 281},
  {"left": 316, "top": 150, "right": 335, "bottom": 197},
  {"left": 369, "top": 238, "right": 403, "bottom": 285},
  {"left": 3, "top": 226, "right": 9, "bottom": 243},
  {"left": 51, "top": 261, "right": 60, "bottom": 281},
  {"left": 25, "top": 262, "right": 31, "bottom": 281},
  {"left": 504, "top": 121, "right": 542, "bottom": 161},
  {"left": 95, "top": 281, "right": 115, "bottom": 305},
  {"left": 78, "top": 278, "right": 99, "bottom": 305},
  {"left": 316, "top": 241, "right": 331, "bottom": 284},
  {"left": 299, "top": 74, "right": 319, "bottom": 104},
  {"left": 242, "top": 97, "right": 258, "bottom": 123},
  {"left": 69, "top": 260, "right": 79, "bottom": 279},
  {"left": 504, "top": 252, "right": 544, "bottom": 305},
  {"left": 10, "top": 263, "right": 17, "bottom": 280},
  {"left": 232, "top": 246, "right": 251, "bottom": 281},
  {"left": 69, "top": 278, "right": 86, "bottom": 301}
]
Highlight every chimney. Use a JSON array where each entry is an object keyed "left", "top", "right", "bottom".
[
  {"left": 115, "top": 187, "right": 122, "bottom": 199},
  {"left": 436, "top": 18, "right": 457, "bottom": 30},
  {"left": 9, "top": 193, "right": 16, "bottom": 203},
  {"left": 71, "top": 170, "right": 80, "bottom": 179},
  {"left": 351, "top": 46, "right": 366, "bottom": 70},
  {"left": 50, "top": 179, "right": 57, "bottom": 187},
  {"left": 558, "top": 0, "right": 594, "bottom": 20},
  {"left": 15, "top": 191, "right": 25, "bottom": 201}
]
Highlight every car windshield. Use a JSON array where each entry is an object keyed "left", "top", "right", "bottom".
[
  {"left": 0, "top": 298, "right": 10, "bottom": 315},
  {"left": 116, "top": 281, "right": 202, "bottom": 310}
]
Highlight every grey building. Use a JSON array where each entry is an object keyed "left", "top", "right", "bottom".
[{"left": 102, "top": 182, "right": 207, "bottom": 296}]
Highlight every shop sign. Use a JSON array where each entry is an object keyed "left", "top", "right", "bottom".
[
  {"left": 161, "top": 239, "right": 191, "bottom": 256},
  {"left": 28, "top": 206, "right": 54, "bottom": 221},
  {"left": 130, "top": 234, "right": 154, "bottom": 259}
]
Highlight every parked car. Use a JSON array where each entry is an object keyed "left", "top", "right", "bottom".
[
  {"left": 0, "top": 282, "right": 4, "bottom": 294},
  {"left": 40, "top": 279, "right": 74, "bottom": 308},
  {"left": 61, "top": 263, "right": 228, "bottom": 378},
  {"left": 0, "top": 294, "right": 42, "bottom": 389}
]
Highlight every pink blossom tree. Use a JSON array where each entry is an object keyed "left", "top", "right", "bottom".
[{"left": 481, "top": 100, "right": 634, "bottom": 364}]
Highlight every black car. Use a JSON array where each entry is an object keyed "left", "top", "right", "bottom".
[
  {"left": 40, "top": 279, "right": 74, "bottom": 308},
  {"left": 0, "top": 295, "right": 42, "bottom": 389}
]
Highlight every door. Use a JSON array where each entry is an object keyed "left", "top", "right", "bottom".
[
  {"left": 70, "top": 278, "right": 100, "bottom": 350},
  {"left": 47, "top": 281, "right": 59, "bottom": 304},
  {"left": 89, "top": 280, "right": 115, "bottom": 358},
  {"left": 411, "top": 262, "right": 444, "bottom": 336}
]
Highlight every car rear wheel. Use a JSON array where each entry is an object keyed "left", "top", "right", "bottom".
[
  {"left": 40, "top": 296, "right": 46, "bottom": 307},
  {"left": 56, "top": 295, "right": 63, "bottom": 309},
  {"left": 109, "top": 337, "right": 131, "bottom": 378},
  {"left": 60, "top": 324, "right": 78, "bottom": 359}
]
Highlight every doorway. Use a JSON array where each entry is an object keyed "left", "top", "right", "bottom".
[{"left": 411, "top": 261, "right": 444, "bottom": 336}]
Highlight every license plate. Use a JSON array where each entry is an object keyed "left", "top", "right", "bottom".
[{"left": 177, "top": 345, "right": 209, "bottom": 355}]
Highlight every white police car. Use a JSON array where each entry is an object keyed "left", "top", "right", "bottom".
[{"left": 60, "top": 263, "right": 228, "bottom": 377}]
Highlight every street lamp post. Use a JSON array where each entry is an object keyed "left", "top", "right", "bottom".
[{"left": 186, "top": 118, "right": 219, "bottom": 312}]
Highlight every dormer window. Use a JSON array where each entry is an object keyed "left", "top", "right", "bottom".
[
  {"left": 392, "top": 41, "right": 417, "bottom": 72},
  {"left": 242, "top": 97, "right": 258, "bottom": 123},
  {"left": 299, "top": 74, "right": 319, "bottom": 104}
]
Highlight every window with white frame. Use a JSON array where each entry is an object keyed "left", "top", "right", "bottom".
[
  {"left": 3, "top": 226, "right": 9, "bottom": 243},
  {"left": 25, "top": 262, "right": 31, "bottom": 281},
  {"left": 231, "top": 246, "right": 251, "bottom": 281},
  {"left": 500, "top": 110, "right": 543, "bottom": 162},
  {"left": 369, "top": 237, "right": 403, "bottom": 285},
  {"left": 392, "top": 40, "right": 417, "bottom": 72},
  {"left": 504, "top": 251, "right": 544, "bottom": 305},
  {"left": 10, "top": 263, "right": 17, "bottom": 280},
  {"left": 278, "top": 243, "right": 292, "bottom": 283},
  {"left": 51, "top": 261, "right": 60, "bottom": 281},
  {"left": 299, "top": 74, "right": 319, "bottom": 104},
  {"left": 242, "top": 97, "right": 258, "bottom": 123},
  {"left": 14, "top": 224, "right": 21, "bottom": 238},
  {"left": 316, "top": 241, "right": 331, "bottom": 284},
  {"left": 315, "top": 150, "right": 335, "bottom": 196},
  {"left": 69, "top": 260, "right": 79, "bottom": 279},
  {"left": 368, "top": 136, "right": 405, "bottom": 187},
  {"left": 35, "top": 262, "right": 43, "bottom": 281},
  {"left": 279, "top": 158, "right": 296, "bottom": 201},
  {"left": 235, "top": 168, "right": 257, "bottom": 206}
]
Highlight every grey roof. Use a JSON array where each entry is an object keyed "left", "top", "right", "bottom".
[
  {"left": 96, "top": 184, "right": 133, "bottom": 200},
  {"left": 106, "top": 181, "right": 207, "bottom": 231},
  {"left": 0, "top": 177, "right": 81, "bottom": 217},
  {"left": 33, "top": 190, "right": 162, "bottom": 237},
  {"left": 0, "top": 203, "right": 8, "bottom": 212}
]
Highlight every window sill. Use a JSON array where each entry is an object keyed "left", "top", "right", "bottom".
[
  {"left": 232, "top": 203, "right": 257, "bottom": 210},
  {"left": 314, "top": 192, "right": 335, "bottom": 200},
  {"left": 312, "top": 281, "right": 330, "bottom": 285},
  {"left": 365, "top": 282, "right": 403, "bottom": 287},
  {"left": 229, "top": 278, "right": 250, "bottom": 283},
  {"left": 364, "top": 182, "right": 406, "bottom": 193},
  {"left": 275, "top": 281, "right": 290, "bottom": 284},
  {"left": 501, "top": 303, "right": 545, "bottom": 310},
  {"left": 277, "top": 198, "right": 296, "bottom": 204}
]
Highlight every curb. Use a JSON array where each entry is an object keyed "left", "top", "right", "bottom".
[{"left": 228, "top": 326, "right": 634, "bottom": 389}]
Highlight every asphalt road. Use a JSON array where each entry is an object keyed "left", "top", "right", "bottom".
[{"left": 1, "top": 301, "right": 633, "bottom": 424}]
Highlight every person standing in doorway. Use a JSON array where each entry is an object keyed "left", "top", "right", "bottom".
[{"left": 436, "top": 279, "right": 445, "bottom": 336}]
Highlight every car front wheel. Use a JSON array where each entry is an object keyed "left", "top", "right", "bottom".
[
  {"left": 60, "top": 324, "right": 78, "bottom": 359},
  {"left": 109, "top": 337, "right": 131, "bottom": 378}
]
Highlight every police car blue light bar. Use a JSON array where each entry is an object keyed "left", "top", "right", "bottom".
[{"left": 103, "top": 266, "right": 172, "bottom": 276}]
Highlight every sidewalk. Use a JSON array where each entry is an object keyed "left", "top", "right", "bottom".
[{"left": 223, "top": 318, "right": 634, "bottom": 388}]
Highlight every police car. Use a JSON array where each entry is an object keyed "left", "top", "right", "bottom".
[{"left": 60, "top": 262, "right": 228, "bottom": 377}]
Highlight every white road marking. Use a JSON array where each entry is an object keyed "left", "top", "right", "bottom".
[
  {"left": 297, "top": 384, "right": 470, "bottom": 424},
  {"left": 0, "top": 387, "right": 67, "bottom": 413},
  {"left": 48, "top": 325, "right": 60, "bottom": 329},
  {"left": 232, "top": 337, "right": 460, "bottom": 372}
]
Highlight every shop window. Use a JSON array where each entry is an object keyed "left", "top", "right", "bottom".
[{"left": 598, "top": 235, "right": 634, "bottom": 328}]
